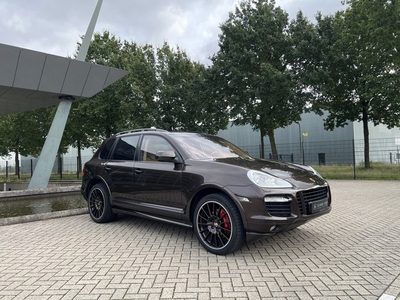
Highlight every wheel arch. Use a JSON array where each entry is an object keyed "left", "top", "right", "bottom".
[
  {"left": 188, "top": 186, "right": 248, "bottom": 229},
  {"left": 85, "top": 176, "right": 111, "bottom": 200}
]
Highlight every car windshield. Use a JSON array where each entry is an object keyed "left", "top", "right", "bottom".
[{"left": 171, "top": 133, "right": 251, "bottom": 160}]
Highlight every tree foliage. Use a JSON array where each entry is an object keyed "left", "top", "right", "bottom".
[
  {"left": 308, "top": 0, "right": 400, "bottom": 167},
  {"left": 69, "top": 31, "right": 228, "bottom": 148},
  {"left": 72, "top": 31, "right": 157, "bottom": 141},
  {"left": 211, "top": 0, "right": 309, "bottom": 157},
  {"left": 153, "top": 43, "right": 228, "bottom": 133},
  {"left": 0, "top": 108, "right": 54, "bottom": 173}
]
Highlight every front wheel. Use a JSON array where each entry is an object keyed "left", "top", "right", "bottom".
[
  {"left": 194, "top": 193, "right": 245, "bottom": 255},
  {"left": 88, "top": 183, "right": 116, "bottom": 223}
]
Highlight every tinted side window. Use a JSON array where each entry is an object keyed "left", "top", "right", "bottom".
[
  {"left": 140, "top": 135, "right": 175, "bottom": 162},
  {"left": 99, "top": 139, "right": 115, "bottom": 159},
  {"left": 111, "top": 136, "right": 139, "bottom": 161}
]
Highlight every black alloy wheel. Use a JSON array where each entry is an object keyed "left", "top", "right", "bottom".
[
  {"left": 88, "top": 183, "right": 116, "bottom": 223},
  {"left": 194, "top": 193, "right": 245, "bottom": 255}
]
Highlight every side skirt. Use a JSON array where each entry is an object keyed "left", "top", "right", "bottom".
[{"left": 112, "top": 208, "right": 193, "bottom": 228}]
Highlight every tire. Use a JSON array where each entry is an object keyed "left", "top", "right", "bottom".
[
  {"left": 194, "top": 193, "right": 245, "bottom": 255},
  {"left": 88, "top": 183, "right": 116, "bottom": 223}
]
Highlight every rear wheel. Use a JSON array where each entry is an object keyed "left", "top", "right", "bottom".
[
  {"left": 88, "top": 183, "right": 116, "bottom": 223},
  {"left": 194, "top": 193, "right": 245, "bottom": 255}
]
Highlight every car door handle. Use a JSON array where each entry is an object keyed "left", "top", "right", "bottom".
[
  {"left": 104, "top": 166, "right": 112, "bottom": 171},
  {"left": 134, "top": 169, "right": 143, "bottom": 174}
]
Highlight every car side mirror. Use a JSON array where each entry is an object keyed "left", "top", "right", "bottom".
[{"left": 156, "top": 150, "right": 176, "bottom": 162}]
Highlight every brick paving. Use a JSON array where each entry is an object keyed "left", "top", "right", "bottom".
[{"left": 0, "top": 180, "right": 399, "bottom": 300}]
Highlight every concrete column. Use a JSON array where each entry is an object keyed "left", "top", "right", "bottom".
[
  {"left": 28, "top": 0, "right": 103, "bottom": 189},
  {"left": 28, "top": 99, "right": 73, "bottom": 189}
]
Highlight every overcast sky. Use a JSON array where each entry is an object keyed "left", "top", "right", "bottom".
[{"left": 0, "top": 0, "right": 344, "bottom": 65}]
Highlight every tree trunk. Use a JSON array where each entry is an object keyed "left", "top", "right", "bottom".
[
  {"left": 260, "top": 129, "right": 265, "bottom": 159},
  {"left": 57, "top": 149, "right": 62, "bottom": 175},
  {"left": 77, "top": 140, "right": 82, "bottom": 176},
  {"left": 106, "top": 126, "right": 112, "bottom": 138},
  {"left": 362, "top": 104, "right": 370, "bottom": 168},
  {"left": 14, "top": 149, "right": 19, "bottom": 177},
  {"left": 266, "top": 127, "right": 278, "bottom": 157}
]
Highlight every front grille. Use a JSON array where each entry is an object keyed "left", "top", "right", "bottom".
[
  {"left": 296, "top": 187, "right": 329, "bottom": 215},
  {"left": 265, "top": 202, "right": 291, "bottom": 217}
]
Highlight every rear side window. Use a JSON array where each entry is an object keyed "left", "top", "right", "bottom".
[
  {"left": 111, "top": 136, "right": 140, "bottom": 161},
  {"left": 99, "top": 139, "right": 116, "bottom": 159}
]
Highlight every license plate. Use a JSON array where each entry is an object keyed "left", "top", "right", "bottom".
[{"left": 308, "top": 198, "right": 329, "bottom": 214}]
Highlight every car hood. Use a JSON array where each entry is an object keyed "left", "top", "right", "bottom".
[{"left": 214, "top": 157, "right": 326, "bottom": 187}]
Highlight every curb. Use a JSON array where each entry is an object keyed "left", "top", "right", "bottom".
[
  {"left": 0, "top": 186, "right": 81, "bottom": 201},
  {"left": 0, "top": 208, "right": 88, "bottom": 226}
]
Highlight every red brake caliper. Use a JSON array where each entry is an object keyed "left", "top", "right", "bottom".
[{"left": 219, "top": 208, "right": 231, "bottom": 237}]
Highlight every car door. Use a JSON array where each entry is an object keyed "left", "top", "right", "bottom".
[
  {"left": 129, "top": 134, "right": 185, "bottom": 220},
  {"left": 102, "top": 135, "right": 139, "bottom": 204}
]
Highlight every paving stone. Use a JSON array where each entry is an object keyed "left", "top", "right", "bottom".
[{"left": 0, "top": 180, "right": 399, "bottom": 299}]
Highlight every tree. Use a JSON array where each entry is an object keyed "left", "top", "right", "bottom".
[
  {"left": 154, "top": 43, "right": 229, "bottom": 133},
  {"left": 71, "top": 31, "right": 158, "bottom": 138},
  {"left": 185, "top": 63, "right": 230, "bottom": 134},
  {"left": 211, "top": 0, "right": 307, "bottom": 158},
  {"left": 0, "top": 108, "right": 54, "bottom": 175},
  {"left": 78, "top": 31, "right": 149, "bottom": 139},
  {"left": 67, "top": 31, "right": 158, "bottom": 169},
  {"left": 310, "top": 0, "right": 400, "bottom": 168},
  {"left": 69, "top": 30, "right": 229, "bottom": 159}
]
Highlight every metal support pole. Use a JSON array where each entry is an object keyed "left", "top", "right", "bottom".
[
  {"left": 296, "top": 122, "right": 302, "bottom": 163},
  {"left": 352, "top": 139, "right": 356, "bottom": 180}
]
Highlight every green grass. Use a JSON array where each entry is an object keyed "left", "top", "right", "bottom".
[{"left": 313, "top": 162, "right": 400, "bottom": 180}]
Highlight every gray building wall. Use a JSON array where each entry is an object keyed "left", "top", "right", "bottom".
[
  {"left": 218, "top": 111, "right": 400, "bottom": 165},
  {"left": 353, "top": 122, "right": 400, "bottom": 164},
  {"left": 218, "top": 112, "right": 355, "bottom": 165}
]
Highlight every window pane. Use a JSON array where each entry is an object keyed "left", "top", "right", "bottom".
[
  {"left": 172, "top": 133, "right": 250, "bottom": 159},
  {"left": 140, "top": 136, "right": 174, "bottom": 162},
  {"left": 99, "top": 139, "right": 115, "bottom": 159},
  {"left": 111, "top": 136, "right": 139, "bottom": 161}
]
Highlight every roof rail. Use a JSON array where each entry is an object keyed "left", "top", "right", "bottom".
[{"left": 116, "top": 128, "right": 168, "bottom": 135}]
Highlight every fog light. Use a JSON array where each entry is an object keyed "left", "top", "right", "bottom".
[
  {"left": 270, "top": 225, "right": 276, "bottom": 231},
  {"left": 264, "top": 196, "right": 291, "bottom": 203}
]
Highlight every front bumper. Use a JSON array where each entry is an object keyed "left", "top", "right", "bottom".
[
  {"left": 244, "top": 206, "right": 332, "bottom": 242},
  {"left": 226, "top": 184, "right": 332, "bottom": 242}
]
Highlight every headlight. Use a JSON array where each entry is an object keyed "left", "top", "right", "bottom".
[{"left": 247, "top": 170, "right": 292, "bottom": 188}]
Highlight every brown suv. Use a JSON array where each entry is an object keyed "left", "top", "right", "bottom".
[{"left": 81, "top": 129, "right": 331, "bottom": 255}]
